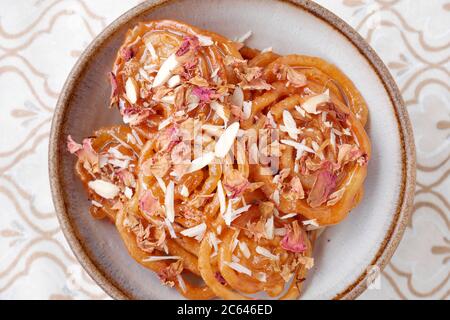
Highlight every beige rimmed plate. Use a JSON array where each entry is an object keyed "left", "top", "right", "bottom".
[{"left": 49, "top": 0, "right": 416, "bottom": 300}]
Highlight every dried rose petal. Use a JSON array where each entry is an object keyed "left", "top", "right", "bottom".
[
  {"left": 281, "top": 221, "right": 307, "bottom": 253},
  {"left": 158, "top": 260, "right": 183, "bottom": 287},
  {"left": 286, "top": 67, "right": 307, "bottom": 87},
  {"left": 214, "top": 272, "right": 227, "bottom": 285},
  {"left": 192, "top": 87, "right": 215, "bottom": 102},
  {"left": 117, "top": 169, "right": 136, "bottom": 187},
  {"left": 307, "top": 170, "right": 337, "bottom": 208},
  {"left": 109, "top": 72, "right": 118, "bottom": 98},
  {"left": 67, "top": 135, "right": 82, "bottom": 154},
  {"left": 176, "top": 36, "right": 199, "bottom": 57},
  {"left": 139, "top": 190, "right": 160, "bottom": 216},
  {"left": 120, "top": 45, "right": 135, "bottom": 62},
  {"left": 223, "top": 169, "right": 250, "bottom": 199}
]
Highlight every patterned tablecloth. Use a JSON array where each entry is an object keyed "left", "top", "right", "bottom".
[{"left": 0, "top": 0, "right": 448, "bottom": 300}]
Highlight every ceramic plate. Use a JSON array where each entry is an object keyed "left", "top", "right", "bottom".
[{"left": 49, "top": 0, "right": 416, "bottom": 300}]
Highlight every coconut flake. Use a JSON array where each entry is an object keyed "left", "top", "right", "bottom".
[
  {"left": 125, "top": 78, "right": 138, "bottom": 104},
  {"left": 217, "top": 180, "right": 226, "bottom": 215},
  {"left": 225, "top": 261, "right": 252, "bottom": 276},
  {"left": 261, "top": 47, "right": 273, "bottom": 53},
  {"left": 282, "top": 110, "right": 300, "bottom": 139},
  {"left": 215, "top": 122, "right": 240, "bottom": 158},
  {"left": 165, "top": 181, "right": 175, "bottom": 222},
  {"left": 301, "top": 90, "right": 330, "bottom": 114},
  {"left": 88, "top": 180, "right": 120, "bottom": 199},
  {"left": 187, "top": 152, "right": 215, "bottom": 173},
  {"left": 256, "top": 246, "right": 279, "bottom": 260},
  {"left": 180, "top": 223, "right": 206, "bottom": 240},
  {"left": 152, "top": 53, "right": 179, "bottom": 88}
]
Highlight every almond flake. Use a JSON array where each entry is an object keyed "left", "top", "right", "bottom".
[
  {"left": 152, "top": 53, "right": 179, "bottom": 88},
  {"left": 255, "top": 246, "right": 279, "bottom": 260},
  {"left": 180, "top": 223, "right": 206, "bottom": 240},
  {"left": 187, "top": 152, "right": 215, "bottom": 173},
  {"left": 160, "top": 95, "right": 175, "bottom": 104},
  {"left": 143, "top": 255, "right": 180, "bottom": 262},
  {"left": 280, "top": 213, "right": 297, "bottom": 219},
  {"left": 145, "top": 41, "right": 158, "bottom": 61},
  {"left": 167, "top": 75, "right": 181, "bottom": 88},
  {"left": 158, "top": 117, "right": 172, "bottom": 130},
  {"left": 301, "top": 90, "right": 330, "bottom": 114},
  {"left": 180, "top": 185, "right": 189, "bottom": 197},
  {"left": 88, "top": 180, "right": 120, "bottom": 199},
  {"left": 282, "top": 110, "right": 300, "bottom": 139},
  {"left": 217, "top": 180, "right": 226, "bottom": 215},
  {"left": 264, "top": 215, "right": 274, "bottom": 240},
  {"left": 215, "top": 122, "right": 240, "bottom": 158},
  {"left": 124, "top": 187, "right": 133, "bottom": 199},
  {"left": 125, "top": 78, "right": 138, "bottom": 104},
  {"left": 295, "top": 105, "right": 306, "bottom": 117},
  {"left": 225, "top": 261, "right": 252, "bottom": 276},
  {"left": 91, "top": 200, "right": 103, "bottom": 208},
  {"left": 197, "top": 34, "right": 214, "bottom": 46},
  {"left": 256, "top": 272, "right": 267, "bottom": 282},
  {"left": 238, "top": 241, "right": 251, "bottom": 259},
  {"left": 280, "top": 139, "right": 315, "bottom": 157},
  {"left": 177, "top": 274, "right": 187, "bottom": 292},
  {"left": 165, "top": 218, "right": 177, "bottom": 238},
  {"left": 230, "top": 86, "right": 244, "bottom": 108},
  {"left": 243, "top": 101, "right": 252, "bottom": 120},
  {"left": 202, "top": 124, "right": 224, "bottom": 137},
  {"left": 155, "top": 176, "right": 166, "bottom": 193},
  {"left": 165, "top": 181, "right": 175, "bottom": 222},
  {"left": 303, "top": 218, "right": 320, "bottom": 230},
  {"left": 236, "top": 30, "right": 252, "bottom": 43},
  {"left": 210, "top": 101, "right": 229, "bottom": 126}
]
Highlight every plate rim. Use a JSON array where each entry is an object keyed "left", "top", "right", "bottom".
[{"left": 48, "top": 0, "right": 416, "bottom": 300}]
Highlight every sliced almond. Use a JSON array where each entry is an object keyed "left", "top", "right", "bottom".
[
  {"left": 215, "top": 122, "right": 240, "bottom": 158},
  {"left": 282, "top": 110, "right": 300, "bottom": 139},
  {"left": 197, "top": 34, "right": 214, "bottom": 46},
  {"left": 243, "top": 101, "right": 252, "bottom": 120},
  {"left": 180, "top": 223, "right": 207, "bottom": 240},
  {"left": 125, "top": 78, "right": 138, "bottom": 104},
  {"left": 187, "top": 152, "right": 215, "bottom": 173},
  {"left": 152, "top": 53, "right": 179, "bottom": 88},
  {"left": 301, "top": 90, "right": 330, "bottom": 114},
  {"left": 217, "top": 180, "right": 226, "bottom": 215},
  {"left": 165, "top": 180, "right": 175, "bottom": 222},
  {"left": 167, "top": 75, "right": 181, "bottom": 88},
  {"left": 210, "top": 101, "right": 229, "bottom": 126},
  {"left": 88, "top": 180, "right": 120, "bottom": 199},
  {"left": 230, "top": 86, "right": 244, "bottom": 108}
]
